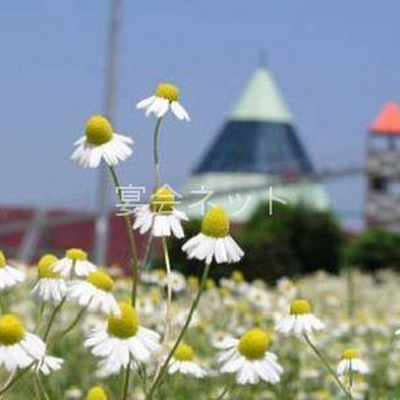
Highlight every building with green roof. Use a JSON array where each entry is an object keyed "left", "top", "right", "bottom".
[{"left": 182, "top": 67, "right": 330, "bottom": 222}]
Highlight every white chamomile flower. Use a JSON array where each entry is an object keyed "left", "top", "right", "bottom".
[
  {"left": 53, "top": 248, "right": 97, "bottom": 278},
  {"left": 220, "top": 270, "right": 250, "bottom": 295},
  {"left": 248, "top": 286, "right": 271, "bottom": 311},
  {"left": 277, "top": 277, "right": 298, "bottom": 298},
  {"left": 0, "top": 251, "right": 25, "bottom": 291},
  {"left": 136, "top": 82, "right": 190, "bottom": 121},
  {"left": 85, "top": 302, "right": 161, "bottom": 376},
  {"left": 276, "top": 299, "right": 325, "bottom": 336},
  {"left": 215, "top": 328, "right": 283, "bottom": 385},
  {"left": 133, "top": 186, "right": 188, "bottom": 238},
  {"left": 140, "top": 269, "right": 165, "bottom": 285},
  {"left": 30, "top": 254, "right": 68, "bottom": 305},
  {"left": 168, "top": 343, "right": 207, "bottom": 378},
  {"left": 182, "top": 206, "right": 244, "bottom": 264},
  {"left": 71, "top": 114, "right": 133, "bottom": 168},
  {"left": 161, "top": 270, "right": 186, "bottom": 294},
  {"left": 337, "top": 349, "right": 369, "bottom": 376},
  {"left": 68, "top": 270, "right": 119, "bottom": 316},
  {"left": 0, "top": 314, "right": 63, "bottom": 374}
]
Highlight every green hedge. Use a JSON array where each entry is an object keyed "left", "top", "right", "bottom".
[
  {"left": 347, "top": 228, "right": 400, "bottom": 273},
  {"left": 165, "top": 202, "right": 344, "bottom": 284},
  {"left": 239, "top": 202, "right": 344, "bottom": 283}
]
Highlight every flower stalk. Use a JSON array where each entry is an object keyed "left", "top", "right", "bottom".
[
  {"left": 303, "top": 333, "right": 352, "bottom": 399},
  {"left": 345, "top": 257, "right": 355, "bottom": 323},
  {"left": 34, "top": 372, "right": 51, "bottom": 400},
  {"left": 0, "top": 362, "right": 35, "bottom": 396},
  {"left": 42, "top": 297, "right": 67, "bottom": 342},
  {"left": 153, "top": 117, "right": 164, "bottom": 189},
  {"left": 108, "top": 165, "right": 140, "bottom": 306},
  {"left": 216, "top": 380, "right": 235, "bottom": 400},
  {"left": 57, "top": 304, "right": 89, "bottom": 342},
  {"left": 120, "top": 362, "right": 131, "bottom": 400},
  {"left": 161, "top": 236, "right": 173, "bottom": 347},
  {"left": 0, "top": 296, "right": 6, "bottom": 314},
  {"left": 34, "top": 302, "right": 47, "bottom": 333},
  {"left": 348, "top": 367, "right": 354, "bottom": 394},
  {"left": 147, "top": 262, "right": 212, "bottom": 399}
]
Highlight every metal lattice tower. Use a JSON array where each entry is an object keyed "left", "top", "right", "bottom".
[
  {"left": 366, "top": 102, "right": 400, "bottom": 227},
  {"left": 94, "top": 0, "right": 122, "bottom": 264}
]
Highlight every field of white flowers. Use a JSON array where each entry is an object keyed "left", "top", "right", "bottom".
[
  {"left": 1, "top": 264, "right": 400, "bottom": 399},
  {"left": 0, "top": 83, "right": 398, "bottom": 399}
]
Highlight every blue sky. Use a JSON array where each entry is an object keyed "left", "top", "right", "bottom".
[{"left": 1, "top": 0, "right": 400, "bottom": 225}]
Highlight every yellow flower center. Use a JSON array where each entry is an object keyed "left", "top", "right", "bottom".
[
  {"left": 174, "top": 343, "right": 195, "bottom": 361},
  {"left": 187, "top": 276, "right": 199, "bottom": 290},
  {"left": 236, "top": 303, "right": 249, "bottom": 315},
  {"left": 290, "top": 299, "right": 311, "bottom": 315},
  {"left": 86, "top": 386, "right": 108, "bottom": 400},
  {"left": 87, "top": 270, "right": 114, "bottom": 292},
  {"left": 150, "top": 289, "right": 161, "bottom": 305},
  {"left": 232, "top": 270, "right": 244, "bottom": 283},
  {"left": 85, "top": 115, "right": 113, "bottom": 146},
  {"left": 108, "top": 302, "right": 139, "bottom": 338},
  {"left": 201, "top": 206, "right": 230, "bottom": 238},
  {"left": 66, "top": 248, "right": 88, "bottom": 261},
  {"left": 155, "top": 83, "right": 179, "bottom": 102},
  {"left": 206, "top": 279, "right": 216, "bottom": 290},
  {"left": 0, "top": 251, "right": 6, "bottom": 268},
  {"left": 253, "top": 312, "right": 264, "bottom": 326},
  {"left": 150, "top": 186, "right": 175, "bottom": 214},
  {"left": 0, "top": 315, "right": 25, "bottom": 345},
  {"left": 37, "top": 254, "right": 60, "bottom": 279},
  {"left": 342, "top": 349, "right": 358, "bottom": 360},
  {"left": 238, "top": 328, "right": 271, "bottom": 360},
  {"left": 156, "top": 269, "right": 166, "bottom": 279}
]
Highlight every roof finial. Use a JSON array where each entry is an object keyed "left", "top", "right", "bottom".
[{"left": 258, "top": 49, "right": 267, "bottom": 69}]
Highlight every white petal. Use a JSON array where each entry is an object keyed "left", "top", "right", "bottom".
[
  {"left": 171, "top": 101, "right": 190, "bottom": 121},
  {"left": 136, "top": 96, "right": 155, "bottom": 109}
]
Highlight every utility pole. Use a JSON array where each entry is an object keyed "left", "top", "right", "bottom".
[{"left": 94, "top": 0, "right": 122, "bottom": 264}]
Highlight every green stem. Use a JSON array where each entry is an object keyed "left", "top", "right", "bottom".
[
  {"left": 120, "top": 362, "right": 131, "bottom": 400},
  {"left": 0, "top": 362, "right": 35, "bottom": 396},
  {"left": 33, "top": 373, "right": 41, "bottom": 400},
  {"left": 56, "top": 305, "right": 88, "bottom": 341},
  {"left": 161, "top": 237, "right": 173, "bottom": 346},
  {"left": 141, "top": 232, "right": 154, "bottom": 271},
  {"left": 348, "top": 363, "right": 353, "bottom": 394},
  {"left": 108, "top": 165, "right": 140, "bottom": 306},
  {"left": 216, "top": 380, "right": 235, "bottom": 400},
  {"left": 34, "top": 373, "right": 50, "bottom": 400},
  {"left": 147, "top": 262, "right": 211, "bottom": 399},
  {"left": 137, "top": 363, "right": 148, "bottom": 395},
  {"left": 303, "top": 334, "right": 352, "bottom": 399},
  {"left": 0, "top": 296, "right": 6, "bottom": 314},
  {"left": 346, "top": 262, "right": 355, "bottom": 322},
  {"left": 343, "top": 252, "right": 356, "bottom": 339},
  {"left": 153, "top": 117, "right": 163, "bottom": 189},
  {"left": 42, "top": 298, "right": 66, "bottom": 342},
  {"left": 34, "top": 302, "right": 46, "bottom": 333}
]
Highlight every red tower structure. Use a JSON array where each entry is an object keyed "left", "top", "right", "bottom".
[{"left": 366, "top": 102, "right": 400, "bottom": 227}]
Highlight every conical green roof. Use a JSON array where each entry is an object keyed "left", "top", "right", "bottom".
[
  {"left": 194, "top": 67, "right": 313, "bottom": 176},
  {"left": 231, "top": 68, "right": 293, "bottom": 123},
  {"left": 183, "top": 67, "right": 330, "bottom": 222}
]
